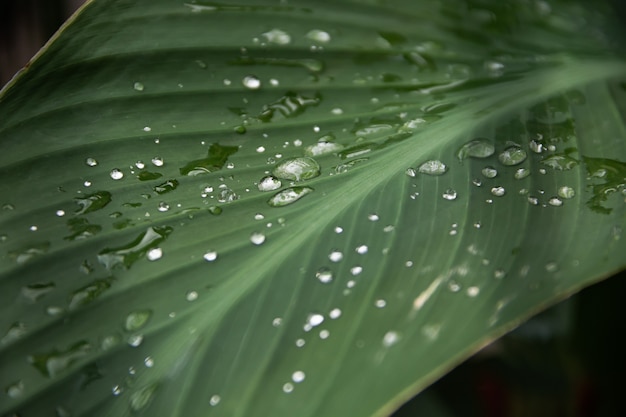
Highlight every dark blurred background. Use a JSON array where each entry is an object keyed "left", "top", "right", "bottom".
[{"left": 1, "top": 2, "right": 625, "bottom": 416}]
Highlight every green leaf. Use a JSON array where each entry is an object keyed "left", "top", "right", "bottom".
[{"left": 1, "top": 1, "right": 625, "bottom": 416}]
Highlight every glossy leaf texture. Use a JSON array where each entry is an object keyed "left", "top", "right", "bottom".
[{"left": 1, "top": 1, "right": 625, "bottom": 416}]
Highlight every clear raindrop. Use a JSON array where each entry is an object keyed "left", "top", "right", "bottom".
[
  {"left": 481, "top": 166, "right": 498, "bottom": 178},
  {"left": 457, "top": 138, "right": 495, "bottom": 160},
  {"left": 498, "top": 146, "right": 527, "bottom": 166},
  {"left": 242, "top": 75, "right": 261, "bottom": 89},
  {"left": 442, "top": 189, "right": 457, "bottom": 200},
  {"left": 272, "top": 157, "right": 320, "bottom": 181},
  {"left": 491, "top": 186, "right": 506, "bottom": 197},
  {"left": 258, "top": 176, "right": 282, "bottom": 191},
  {"left": 250, "top": 232, "right": 266, "bottom": 245},
  {"left": 110, "top": 169, "right": 124, "bottom": 180},
  {"left": 558, "top": 186, "right": 575, "bottom": 199},
  {"left": 316, "top": 268, "right": 333, "bottom": 283},
  {"left": 418, "top": 160, "right": 447, "bottom": 176}
]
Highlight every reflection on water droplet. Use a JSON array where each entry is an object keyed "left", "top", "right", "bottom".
[
  {"left": 498, "top": 146, "right": 527, "bottom": 166},
  {"left": 243, "top": 75, "right": 261, "bottom": 89},
  {"left": 203, "top": 251, "right": 217, "bottom": 262},
  {"left": 125, "top": 310, "right": 152, "bottom": 331},
  {"left": 418, "top": 160, "right": 447, "bottom": 175},
  {"left": 262, "top": 28, "right": 291, "bottom": 45},
  {"left": 210, "top": 394, "right": 221, "bottom": 406},
  {"left": 272, "top": 157, "right": 320, "bottom": 181},
  {"left": 491, "top": 186, "right": 505, "bottom": 197},
  {"left": 329, "top": 250, "right": 343, "bottom": 262},
  {"left": 457, "top": 138, "right": 495, "bottom": 160},
  {"left": 292, "top": 370, "right": 306, "bottom": 383},
  {"left": 258, "top": 176, "right": 282, "bottom": 191},
  {"left": 442, "top": 189, "right": 457, "bottom": 200},
  {"left": 481, "top": 166, "right": 498, "bottom": 178},
  {"left": 250, "top": 232, "right": 266, "bottom": 245},
  {"left": 316, "top": 268, "right": 333, "bottom": 283},
  {"left": 558, "top": 186, "right": 575, "bottom": 199},
  {"left": 110, "top": 169, "right": 124, "bottom": 180},
  {"left": 85, "top": 157, "right": 98, "bottom": 167}
]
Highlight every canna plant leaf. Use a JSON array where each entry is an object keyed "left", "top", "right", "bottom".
[{"left": 1, "top": 0, "right": 625, "bottom": 416}]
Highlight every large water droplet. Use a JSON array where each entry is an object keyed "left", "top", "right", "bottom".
[
  {"left": 491, "top": 186, "right": 506, "bottom": 197},
  {"left": 418, "top": 160, "right": 447, "bottom": 175},
  {"left": 267, "top": 186, "right": 313, "bottom": 207},
  {"left": 541, "top": 154, "right": 578, "bottom": 170},
  {"left": 250, "top": 232, "right": 266, "bottom": 245},
  {"left": 272, "top": 157, "right": 320, "bottom": 181},
  {"left": 258, "top": 176, "right": 282, "bottom": 192},
  {"left": 558, "top": 186, "right": 575, "bottom": 199},
  {"left": 514, "top": 168, "right": 530, "bottom": 179},
  {"left": 242, "top": 75, "right": 261, "bottom": 89},
  {"left": 457, "top": 138, "right": 495, "bottom": 160},
  {"left": 306, "top": 313, "right": 324, "bottom": 327},
  {"left": 498, "top": 146, "right": 527, "bottom": 166},
  {"left": 125, "top": 310, "right": 152, "bottom": 332},
  {"left": 74, "top": 191, "right": 112, "bottom": 215}
]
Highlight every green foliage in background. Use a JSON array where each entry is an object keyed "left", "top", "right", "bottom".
[{"left": 0, "top": 0, "right": 625, "bottom": 416}]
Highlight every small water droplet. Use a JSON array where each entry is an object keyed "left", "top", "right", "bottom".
[
  {"left": 319, "top": 329, "right": 330, "bottom": 339},
  {"left": 5, "top": 380, "right": 24, "bottom": 398},
  {"left": 307, "top": 313, "right": 324, "bottom": 327},
  {"left": 272, "top": 157, "right": 320, "bottom": 181},
  {"left": 292, "top": 370, "right": 306, "bottom": 383},
  {"left": 283, "top": 382, "right": 294, "bottom": 393},
  {"left": 128, "top": 334, "right": 144, "bottom": 347},
  {"left": 144, "top": 356, "right": 154, "bottom": 367},
  {"left": 467, "top": 286, "right": 480, "bottom": 297},
  {"left": 316, "top": 268, "right": 333, "bottom": 283},
  {"left": 85, "top": 157, "right": 98, "bottom": 167},
  {"left": 151, "top": 157, "right": 164, "bottom": 167},
  {"left": 203, "top": 251, "right": 217, "bottom": 262},
  {"left": 498, "top": 146, "right": 527, "bottom": 166},
  {"left": 258, "top": 176, "right": 282, "bottom": 192},
  {"left": 129, "top": 384, "right": 157, "bottom": 411},
  {"left": 514, "top": 168, "right": 530, "bottom": 179},
  {"left": 210, "top": 395, "right": 221, "bottom": 406},
  {"left": 545, "top": 261, "right": 558, "bottom": 272},
  {"left": 133, "top": 82, "right": 144, "bottom": 91},
  {"left": 548, "top": 197, "right": 563, "bottom": 206},
  {"left": 481, "top": 166, "right": 498, "bottom": 178},
  {"left": 329, "top": 308, "right": 342, "bottom": 319},
  {"left": 457, "top": 138, "right": 495, "bottom": 160},
  {"left": 528, "top": 196, "right": 539, "bottom": 205},
  {"left": 272, "top": 317, "right": 282, "bottom": 327},
  {"left": 306, "top": 29, "right": 331, "bottom": 43},
  {"left": 368, "top": 213, "right": 379, "bottom": 222},
  {"left": 186, "top": 291, "right": 198, "bottom": 301},
  {"left": 494, "top": 269, "right": 506, "bottom": 279},
  {"left": 375, "top": 299, "right": 387, "bottom": 308},
  {"left": 295, "top": 338, "right": 305, "bottom": 347},
  {"left": 157, "top": 202, "right": 170, "bottom": 212},
  {"left": 406, "top": 167, "right": 417, "bottom": 177},
  {"left": 262, "top": 28, "right": 291, "bottom": 45},
  {"left": 110, "top": 169, "right": 124, "bottom": 180},
  {"left": 250, "top": 232, "right": 266, "bottom": 245},
  {"left": 382, "top": 331, "right": 400, "bottom": 347},
  {"left": 329, "top": 250, "right": 343, "bottom": 262},
  {"left": 491, "top": 186, "right": 506, "bottom": 197},
  {"left": 442, "top": 189, "right": 457, "bottom": 200},
  {"left": 217, "top": 188, "right": 238, "bottom": 203},
  {"left": 334, "top": 226, "right": 343, "bottom": 234},
  {"left": 242, "top": 75, "right": 261, "bottom": 89},
  {"left": 147, "top": 248, "right": 162, "bottom": 261},
  {"left": 350, "top": 265, "right": 363, "bottom": 275},
  {"left": 125, "top": 310, "right": 152, "bottom": 331},
  {"left": 267, "top": 186, "right": 313, "bottom": 207},
  {"left": 418, "top": 160, "right": 447, "bottom": 176},
  {"left": 557, "top": 186, "right": 575, "bottom": 199},
  {"left": 112, "top": 385, "right": 123, "bottom": 396},
  {"left": 356, "top": 245, "right": 368, "bottom": 254}
]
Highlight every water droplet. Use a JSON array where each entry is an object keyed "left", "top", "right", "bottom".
[
  {"left": 350, "top": 265, "right": 363, "bottom": 275},
  {"left": 316, "top": 268, "right": 333, "bottom": 283},
  {"left": 272, "top": 157, "right": 320, "bottom": 181},
  {"left": 261, "top": 28, "right": 291, "bottom": 44},
  {"left": 304, "top": 140, "right": 343, "bottom": 156},
  {"left": 5, "top": 380, "right": 24, "bottom": 398},
  {"left": 133, "top": 82, "right": 144, "bottom": 91},
  {"left": 217, "top": 188, "right": 238, "bottom": 203},
  {"left": 210, "top": 395, "right": 221, "bottom": 406},
  {"left": 250, "top": 232, "right": 266, "bottom": 245},
  {"left": 467, "top": 286, "right": 480, "bottom": 297},
  {"left": 494, "top": 269, "right": 506, "bottom": 279},
  {"left": 21, "top": 282, "right": 55, "bottom": 302},
  {"left": 267, "top": 186, "right": 313, "bottom": 207},
  {"left": 528, "top": 196, "right": 539, "bottom": 205},
  {"left": 375, "top": 299, "right": 387, "bottom": 308},
  {"left": 319, "top": 329, "right": 330, "bottom": 339},
  {"left": 368, "top": 213, "right": 379, "bottom": 222},
  {"left": 157, "top": 202, "right": 170, "bottom": 212},
  {"left": 143, "top": 126, "right": 151, "bottom": 132},
  {"left": 382, "top": 331, "right": 400, "bottom": 347},
  {"left": 329, "top": 308, "right": 342, "bottom": 319},
  {"left": 545, "top": 262, "right": 559, "bottom": 272},
  {"left": 356, "top": 245, "right": 368, "bottom": 254},
  {"left": 329, "top": 250, "right": 343, "bottom": 262},
  {"left": 151, "top": 157, "right": 164, "bottom": 167},
  {"left": 481, "top": 166, "right": 498, "bottom": 178},
  {"left": 295, "top": 338, "right": 305, "bottom": 347},
  {"left": 306, "top": 29, "right": 331, "bottom": 43},
  {"left": 85, "top": 157, "right": 98, "bottom": 167},
  {"left": 442, "top": 189, "right": 457, "bottom": 200},
  {"left": 110, "top": 169, "right": 124, "bottom": 180},
  {"left": 548, "top": 197, "right": 563, "bottom": 206},
  {"left": 242, "top": 75, "right": 261, "bottom": 89},
  {"left": 406, "top": 167, "right": 417, "bottom": 177},
  {"left": 186, "top": 291, "right": 198, "bottom": 301},
  {"left": 28, "top": 341, "right": 92, "bottom": 377},
  {"left": 457, "top": 138, "right": 495, "bottom": 160},
  {"left": 558, "top": 186, "right": 575, "bottom": 199},
  {"left": 307, "top": 313, "right": 324, "bottom": 327},
  {"left": 283, "top": 382, "right": 294, "bottom": 393},
  {"left": 334, "top": 226, "right": 343, "bottom": 234},
  {"left": 112, "top": 385, "right": 123, "bottom": 396},
  {"left": 147, "top": 247, "right": 162, "bottom": 261},
  {"left": 144, "top": 356, "right": 155, "bottom": 367},
  {"left": 203, "top": 250, "right": 217, "bottom": 262},
  {"left": 258, "top": 175, "right": 282, "bottom": 191},
  {"left": 491, "top": 186, "right": 506, "bottom": 197},
  {"left": 55, "top": 209, "right": 65, "bottom": 217},
  {"left": 125, "top": 310, "right": 152, "bottom": 331},
  {"left": 418, "top": 160, "right": 447, "bottom": 176},
  {"left": 541, "top": 154, "right": 578, "bottom": 170},
  {"left": 98, "top": 226, "right": 172, "bottom": 269},
  {"left": 292, "top": 370, "right": 306, "bottom": 383},
  {"left": 498, "top": 146, "right": 527, "bottom": 166},
  {"left": 514, "top": 168, "right": 530, "bottom": 179}
]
